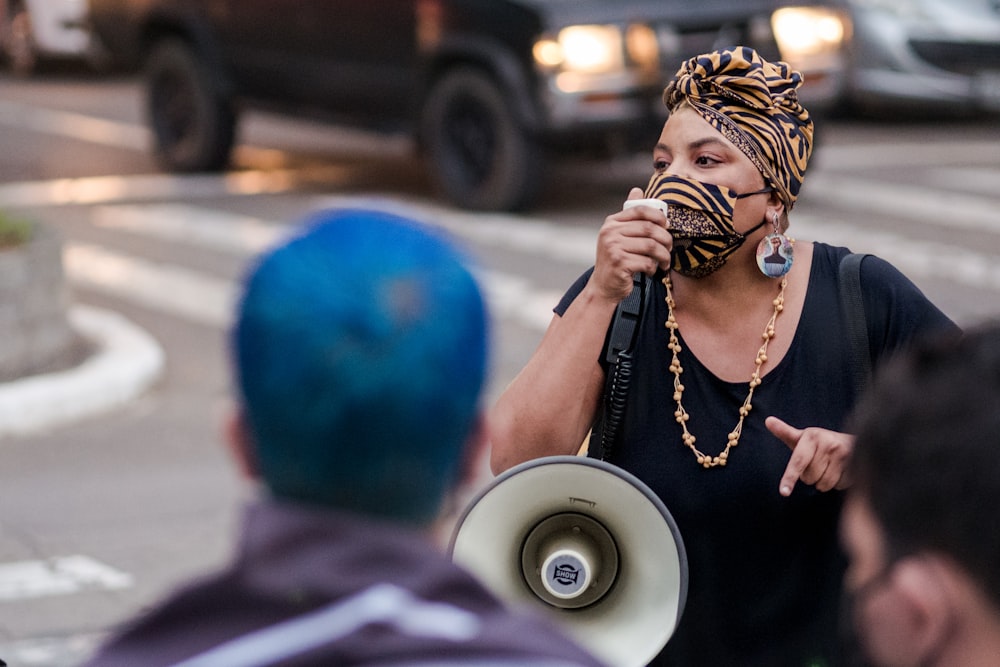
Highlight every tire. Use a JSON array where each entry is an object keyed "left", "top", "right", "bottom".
[
  {"left": 421, "top": 67, "right": 542, "bottom": 211},
  {"left": 145, "top": 39, "right": 236, "bottom": 172},
  {"left": 3, "top": 4, "right": 39, "bottom": 76}
]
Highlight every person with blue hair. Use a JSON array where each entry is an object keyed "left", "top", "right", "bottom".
[{"left": 82, "top": 208, "right": 606, "bottom": 667}]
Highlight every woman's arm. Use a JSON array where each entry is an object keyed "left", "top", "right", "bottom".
[
  {"left": 489, "top": 286, "right": 617, "bottom": 474},
  {"left": 489, "top": 192, "right": 673, "bottom": 474}
]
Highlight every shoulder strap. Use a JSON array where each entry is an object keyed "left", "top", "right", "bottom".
[
  {"left": 838, "top": 253, "right": 872, "bottom": 397},
  {"left": 589, "top": 272, "right": 652, "bottom": 460}
]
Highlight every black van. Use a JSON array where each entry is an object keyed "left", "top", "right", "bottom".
[{"left": 88, "top": 0, "right": 848, "bottom": 211}]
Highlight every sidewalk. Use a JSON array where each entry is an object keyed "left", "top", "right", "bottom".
[{"left": 0, "top": 305, "right": 164, "bottom": 438}]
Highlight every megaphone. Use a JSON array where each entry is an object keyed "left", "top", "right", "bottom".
[{"left": 449, "top": 456, "right": 687, "bottom": 667}]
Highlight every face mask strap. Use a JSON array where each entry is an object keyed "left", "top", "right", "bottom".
[
  {"left": 741, "top": 217, "right": 769, "bottom": 237},
  {"left": 734, "top": 186, "right": 773, "bottom": 199}
]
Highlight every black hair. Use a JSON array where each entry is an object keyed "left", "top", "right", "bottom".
[{"left": 848, "top": 322, "right": 1000, "bottom": 608}]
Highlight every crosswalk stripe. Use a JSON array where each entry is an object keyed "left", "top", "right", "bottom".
[
  {"left": 924, "top": 167, "right": 1000, "bottom": 198},
  {"left": 0, "top": 170, "right": 309, "bottom": 208},
  {"left": 0, "top": 101, "right": 148, "bottom": 150},
  {"left": 89, "top": 197, "right": 600, "bottom": 265},
  {"left": 802, "top": 172, "right": 1000, "bottom": 235},
  {"left": 62, "top": 200, "right": 1000, "bottom": 334},
  {"left": 479, "top": 269, "right": 562, "bottom": 333},
  {"left": 90, "top": 204, "right": 291, "bottom": 256},
  {"left": 795, "top": 214, "right": 1000, "bottom": 292},
  {"left": 0, "top": 555, "right": 132, "bottom": 601},
  {"left": 64, "top": 244, "right": 237, "bottom": 328},
  {"left": 63, "top": 242, "right": 562, "bottom": 333},
  {"left": 815, "top": 140, "right": 1000, "bottom": 170}
]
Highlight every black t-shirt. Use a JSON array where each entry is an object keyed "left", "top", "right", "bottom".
[{"left": 555, "top": 243, "right": 957, "bottom": 666}]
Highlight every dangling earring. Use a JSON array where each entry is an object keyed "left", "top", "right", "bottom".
[{"left": 756, "top": 212, "right": 793, "bottom": 278}]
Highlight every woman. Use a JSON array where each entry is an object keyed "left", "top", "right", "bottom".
[{"left": 490, "top": 47, "right": 957, "bottom": 665}]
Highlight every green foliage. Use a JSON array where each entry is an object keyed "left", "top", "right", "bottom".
[{"left": 0, "top": 210, "right": 34, "bottom": 248}]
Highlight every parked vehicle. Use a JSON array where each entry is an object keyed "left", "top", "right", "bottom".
[
  {"left": 837, "top": 0, "right": 1000, "bottom": 116},
  {"left": 1, "top": 0, "right": 96, "bottom": 75},
  {"left": 87, "top": 0, "right": 850, "bottom": 211}
]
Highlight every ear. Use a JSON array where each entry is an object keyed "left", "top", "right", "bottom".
[
  {"left": 766, "top": 192, "right": 787, "bottom": 230},
  {"left": 891, "top": 557, "right": 956, "bottom": 662},
  {"left": 223, "top": 407, "right": 260, "bottom": 481}
]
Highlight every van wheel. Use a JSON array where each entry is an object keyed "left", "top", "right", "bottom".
[
  {"left": 421, "top": 67, "right": 542, "bottom": 211},
  {"left": 145, "top": 39, "right": 235, "bottom": 172}
]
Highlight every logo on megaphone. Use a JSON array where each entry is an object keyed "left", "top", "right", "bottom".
[{"left": 449, "top": 456, "right": 688, "bottom": 667}]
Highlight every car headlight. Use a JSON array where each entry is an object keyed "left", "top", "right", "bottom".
[
  {"left": 534, "top": 25, "right": 625, "bottom": 74},
  {"left": 772, "top": 7, "right": 850, "bottom": 58}
]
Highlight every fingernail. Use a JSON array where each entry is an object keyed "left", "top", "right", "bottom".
[{"left": 780, "top": 485, "right": 791, "bottom": 496}]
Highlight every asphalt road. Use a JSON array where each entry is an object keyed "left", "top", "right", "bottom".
[{"left": 0, "top": 68, "right": 998, "bottom": 666}]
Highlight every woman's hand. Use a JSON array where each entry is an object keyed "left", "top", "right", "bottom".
[
  {"left": 589, "top": 187, "right": 673, "bottom": 303},
  {"left": 767, "top": 416, "right": 854, "bottom": 496}
]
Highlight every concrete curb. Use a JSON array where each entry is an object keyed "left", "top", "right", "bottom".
[{"left": 0, "top": 305, "right": 165, "bottom": 439}]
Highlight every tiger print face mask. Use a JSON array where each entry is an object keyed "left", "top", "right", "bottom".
[{"left": 644, "top": 172, "right": 770, "bottom": 278}]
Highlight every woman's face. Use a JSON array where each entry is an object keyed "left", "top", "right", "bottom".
[{"left": 653, "top": 106, "right": 777, "bottom": 234}]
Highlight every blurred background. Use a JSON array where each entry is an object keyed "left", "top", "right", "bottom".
[{"left": 1, "top": 1, "right": 998, "bottom": 664}]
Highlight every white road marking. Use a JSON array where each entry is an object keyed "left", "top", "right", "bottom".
[
  {"left": 58, "top": 198, "right": 1000, "bottom": 336},
  {"left": 924, "top": 166, "right": 1000, "bottom": 198},
  {"left": 63, "top": 239, "right": 563, "bottom": 333},
  {"left": 803, "top": 172, "right": 1000, "bottom": 234},
  {"left": 0, "top": 555, "right": 132, "bottom": 602},
  {"left": 0, "top": 633, "right": 105, "bottom": 666},
  {"left": 0, "top": 101, "right": 148, "bottom": 150},
  {"left": 311, "top": 194, "right": 600, "bottom": 264},
  {"left": 75, "top": 201, "right": 576, "bottom": 331},
  {"left": 90, "top": 204, "right": 292, "bottom": 256},
  {"left": 479, "top": 269, "right": 563, "bottom": 333},
  {"left": 815, "top": 139, "right": 1000, "bottom": 169},
  {"left": 64, "top": 244, "right": 237, "bottom": 328},
  {"left": 0, "top": 306, "right": 165, "bottom": 438},
  {"left": 794, "top": 214, "right": 1000, "bottom": 292},
  {"left": 0, "top": 170, "right": 308, "bottom": 208},
  {"left": 1, "top": 99, "right": 999, "bottom": 325}
]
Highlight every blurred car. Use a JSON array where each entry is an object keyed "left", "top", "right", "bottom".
[
  {"left": 87, "top": 0, "right": 850, "bottom": 211},
  {"left": 0, "top": 0, "right": 99, "bottom": 75},
  {"left": 836, "top": 0, "right": 1000, "bottom": 115}
]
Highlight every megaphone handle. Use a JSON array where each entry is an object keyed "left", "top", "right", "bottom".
[
  {"left": 598, "top": 352, "right": 633, "bottom": 460},
  {"left": 592, "top": 272, "right": 651, "bottom": 460}
]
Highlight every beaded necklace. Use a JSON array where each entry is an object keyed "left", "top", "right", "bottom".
[{"left": 664, "top": 274, "right": 787, "bottom": 468}]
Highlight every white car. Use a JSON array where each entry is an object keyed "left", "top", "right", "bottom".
[
  {"left": 840, "top": 0, "right": 1000, "bottom": 115},
  {"left": 0, "top": 0, "right": 96, "bottom": 75}
]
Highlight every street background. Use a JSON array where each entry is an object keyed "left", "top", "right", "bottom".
[{"left": 1, "top": 66, "right": 999, "bottom": 666}]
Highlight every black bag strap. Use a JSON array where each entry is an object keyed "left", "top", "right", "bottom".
[
  {"left": 838, "top": 253, "right": 872, "bottom": 397},
  {"left": 589, "top": 272, "right": 652, "bottom": 460},
  {"left": 589, "top": 256, "right": 870, "bottom": 458}
]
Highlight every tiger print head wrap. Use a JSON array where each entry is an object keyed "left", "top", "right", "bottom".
[{"left": 663, "top": 46, "right": 814, "bottom": 209}]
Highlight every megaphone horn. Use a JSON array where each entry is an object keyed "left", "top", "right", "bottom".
[{"left": 449, "top": 456, "right": 688, "bottom": 667}]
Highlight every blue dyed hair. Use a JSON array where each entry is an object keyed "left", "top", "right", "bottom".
[{"left": 232, "top": 208, "right": 489, "bottom": 523}]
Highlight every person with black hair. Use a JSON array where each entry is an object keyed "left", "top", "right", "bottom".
[{"left": 843, "top": 323, "right": 1000, "bottom": 667}]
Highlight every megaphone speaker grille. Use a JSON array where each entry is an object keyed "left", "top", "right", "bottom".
[
  {"left": 449, "top": 456, "right": 688, "bottom": 667},
  {"left": 522, "top": 512, "right": 618, "bottom": 608}
]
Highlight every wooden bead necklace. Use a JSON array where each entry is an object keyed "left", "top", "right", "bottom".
[{"left": 663, "top": 274, "right": 787, "bottom": 468}]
